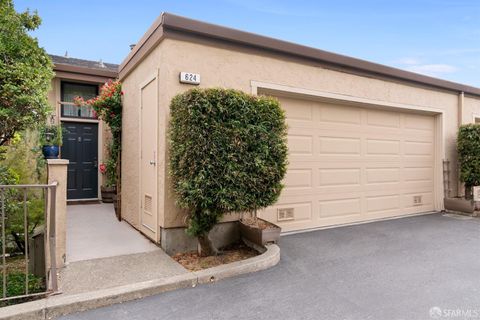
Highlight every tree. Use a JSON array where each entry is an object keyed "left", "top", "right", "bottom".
[
  {"left": 169, "top": 88, "right": 288, "bottom": 256},
  {"left": 458, "top": 124, "right": 480, "bottom": 199},
  {"left": 0, "top": 0, "right": 54, "bottom": 146}
]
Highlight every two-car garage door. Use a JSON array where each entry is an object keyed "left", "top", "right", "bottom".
[{"left": 260, "top": 95, "right": 436, "bottom": 232}]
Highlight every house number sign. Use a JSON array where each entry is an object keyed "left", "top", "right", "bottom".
[{"left": 179, "top": 72, "right": 200, "bottom": 85}]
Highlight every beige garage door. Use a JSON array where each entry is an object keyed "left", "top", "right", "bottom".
[{"left": 259, "top": 96, "right": 436, "bottom": 232}]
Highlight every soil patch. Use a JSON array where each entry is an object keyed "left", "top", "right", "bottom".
[
  {"left": 172, "top": 242, "right": 259, "bottom": 272},
  {"left": 240, "top": 217, "right": 277, "bottom": 230}
]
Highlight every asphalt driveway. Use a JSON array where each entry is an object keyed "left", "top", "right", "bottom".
[{"left": 60, "top": 213, "right": 480, "bottom": 320}]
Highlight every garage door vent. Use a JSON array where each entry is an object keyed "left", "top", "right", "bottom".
[
  {"left": 277, "top": 208, "right": 295, "bottom": 221},
  {"left": 413, "top": 195, "right": 423, "bottom": 206}
]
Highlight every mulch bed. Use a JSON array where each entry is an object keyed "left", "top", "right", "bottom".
[{"left": 172, "top": 242, "right": 259, "bottom": 272}]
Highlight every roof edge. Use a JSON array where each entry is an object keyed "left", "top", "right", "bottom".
[
  {"left": 120, "top": 12, "right": 480, "bottom": 96},
  {"left": 53, "top": 63, "right": 118, "bottom": 79}
]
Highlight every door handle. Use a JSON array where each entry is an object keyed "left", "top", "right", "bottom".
[
  {"left": 94, "top": 160, "right": 98, "bottom": 168},
  {"left": 150, "top": 151, "right": 156, "bottom": 166}
]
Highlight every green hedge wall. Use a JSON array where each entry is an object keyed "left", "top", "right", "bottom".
[
  {"left": 169, "top": 88, "right": 288, "bottom": 237},
  {"left": 458, "top": 124, "right": 480, "bottom": 191}
]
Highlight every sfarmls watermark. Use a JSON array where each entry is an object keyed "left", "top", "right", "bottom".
[{"left": 430, "top": 306, "right": 480, "bottom": 319}]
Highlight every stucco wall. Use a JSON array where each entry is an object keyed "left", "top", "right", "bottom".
[
  {"left": 122, "top": 36, "right": 468, "bottom": 233},
  {"left": 463, "top": 95, "right": 480, "bottom": 124}
]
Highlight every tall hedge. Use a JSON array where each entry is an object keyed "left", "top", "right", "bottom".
[
  {"left": 169, "top": 88, "right": 288, "bottom": 255},
  {"left": 458, "top": 124, "right": 480, "bottom": 197}
]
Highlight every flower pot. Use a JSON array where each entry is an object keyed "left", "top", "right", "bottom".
[
  {"left": 239, "top": 218, "right": 281, "bottom": 246},
  {"left": 101, "top": 185, "right": 116, "bottom": 203},
  {"left": 42, "top": 145, "right": 60, "bottom": 159}
]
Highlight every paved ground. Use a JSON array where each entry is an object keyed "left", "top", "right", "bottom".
[
  {"left": 59, "top": 250, "right": 188, "bottom": 294},
  {"left": 59, "top": 213, "right": 480, "bottom": 320},
  {"left": 67, "top": 203, "right": 158, "bottom": 262},
  {"left": 61, "top": 203, "right": 184, "bottom": 294}
]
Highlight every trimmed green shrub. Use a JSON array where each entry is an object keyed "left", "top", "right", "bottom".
[
  {"left": 169, "top": 88, "right": 288, "bottom": 255},
  {"left": 458, "top": 124, "right": 480, "bottom": 198}
]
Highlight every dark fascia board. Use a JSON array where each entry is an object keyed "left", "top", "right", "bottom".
[
  {"left": 120, "top": 12, "right": 480, "bottom": 97},
  {"left": 53, "top": 63, "right": 118, "bottom": 80}
]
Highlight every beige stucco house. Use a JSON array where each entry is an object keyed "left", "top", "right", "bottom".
[
  {"left": 48, "top": 55, "right": 118, "bottom": 201},
  {"left": 48, "top": 13, "right": 480, "bottom": 254},
  {"left": 116, "top": 13, "right": 480, "bottom": 253}
]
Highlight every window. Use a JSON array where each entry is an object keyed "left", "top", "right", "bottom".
[{"left": 61, "top": 82, "right": 98, "bottom": 119}]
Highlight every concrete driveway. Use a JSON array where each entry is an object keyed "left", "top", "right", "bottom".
[{"left": 60, "top": 213, "right": 480, "bottom": 320}]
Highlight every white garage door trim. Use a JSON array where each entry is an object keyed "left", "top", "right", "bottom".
[{"left": 251, "top": 80, "right": 445, "bottom": 232}]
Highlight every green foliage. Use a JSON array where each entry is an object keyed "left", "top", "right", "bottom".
[
  {"left": 39, "top": 124, "right": 63, "bottom": 146},
  {"left": 0, "top": 272, "right": 44, "bottom": 305},
  {"left": 458, "top": 124, "right": 480, "bottom": 189},
  {"left": 0, "top": 0, "right": 54, "bottom": 146},
  {"left": 0, "top": 130, "right": 45, "bottom": 253},
  {"left": 169, "top": 88, "right": 288, "bottom": 238}
]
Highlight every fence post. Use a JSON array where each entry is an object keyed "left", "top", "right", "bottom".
[{"left": 47, "top": 159, "right": 69, "bottom": 269}]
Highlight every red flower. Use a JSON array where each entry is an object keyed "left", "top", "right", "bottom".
[{"left": 99, "top": 163, "right": 107, "bottom": 174}]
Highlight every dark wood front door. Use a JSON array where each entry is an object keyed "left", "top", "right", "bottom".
[{"left": 62, "top": 122, "right": 99, "bottom": 200}]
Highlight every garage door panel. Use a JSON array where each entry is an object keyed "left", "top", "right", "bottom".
[
  {"left": 366, "top": 194, "right": 401, "bottom": 213},
  {"left": 318, "top": 136, "right": 361, "bottom": 155},
  {"left": 366, "top": 138, "right": 401, "bottom": 155},
  {"left": 320, "top": 104, "right": 362, "bottom": 125},
  {"left": 318, "top": 168, "right": 361, "bottom": 186},
  {"left": 284, "top": 168, "right": 313, "bottom": 191},
  {"left": 367, "top": 109, "right": 401, "bottom": 128},
  {"left": 404, "top": 114, "right": 435, "bottom": 131},
  {"left": 319, "top": 197, "right": 362, "bottom": 218},
  {"left": 288, "top": 134, "right": 313, "bottom": 156},
  {"left": 366, "top": 167, "right": 400, "bottom": 184},
  {"left": 264, "top": 97, "right": 436, "bottom": 231}
]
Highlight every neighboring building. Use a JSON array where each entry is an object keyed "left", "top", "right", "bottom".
[
  {"left": 118, "top": 13, "right": 480, "bottom": 253},
  {"left": 48, "top": 55, "right": 118, "bottom": 201}
]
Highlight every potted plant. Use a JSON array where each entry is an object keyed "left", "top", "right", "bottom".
[
  {"left": 239, "top": 212, "right": 281, "bottom": 246},
  {"left": 39, "top": 124, "right": 63, "bottom": 159},
  {"left": 99, "top": 162, "right": 116, "bottom": 203}
]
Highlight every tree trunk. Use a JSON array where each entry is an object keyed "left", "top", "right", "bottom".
[
  {"left": 198, "top": 233, "right": 220, "bottom": 257},
  {"left": 465, "top": 185, "right": 473, "bottom": 200},
  {"left": 11, "top": 231, "right": 25, "bottom": 254}
]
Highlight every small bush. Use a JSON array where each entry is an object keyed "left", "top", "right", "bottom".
[
  {"left": 0, "top": 273, "right": 44, "bottom": 306},
  {"left": 458, "top": 124, "right": 480, "bottom": 198},
  {"left": 169, "top": 88, "right": 288, "bottom": 255}
]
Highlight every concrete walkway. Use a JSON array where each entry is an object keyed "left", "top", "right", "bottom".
[
  {"left": 60, "top": 203, "right": 187, "bottom": 294},
  {"left": 66, "top": 203, "right": 158, "bottom": 262},
  {"left": 59, "top": 250, "right": 188, "bottom": 294},
  {"left": 59, "top": 213, "right": 480, "bottom": 320}
]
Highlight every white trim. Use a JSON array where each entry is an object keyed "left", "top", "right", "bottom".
[
  {"left": 60, "top": 117, "right": 100, "bottom": 124},
  {"left": 138, "top": 70, "right": 159, "bottom": 242},
  {"left": 251, "top": 80, "right": 445, "bottom": 214}
]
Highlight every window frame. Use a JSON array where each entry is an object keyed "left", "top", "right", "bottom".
[{"left": 60, "top": 81, "right": 99, "bottom": 119}]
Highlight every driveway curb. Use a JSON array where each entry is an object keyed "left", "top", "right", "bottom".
[{"left": 0, "top": 244, "right": 280, "bottom": 320}]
